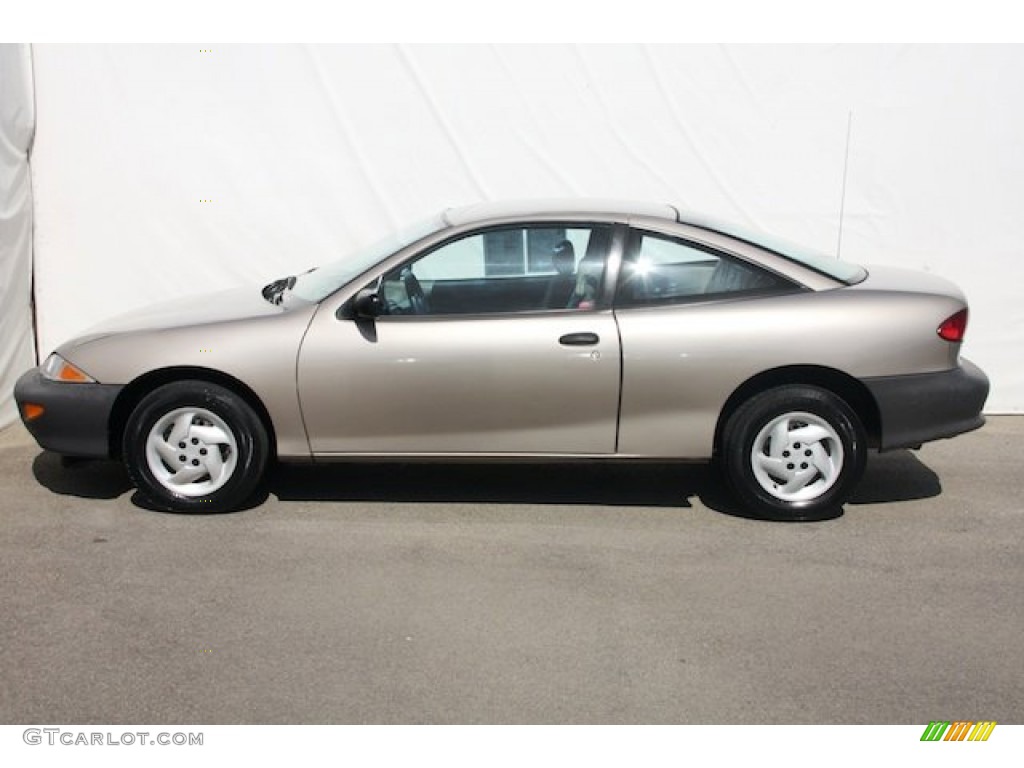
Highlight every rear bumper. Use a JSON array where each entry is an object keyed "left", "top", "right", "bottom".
[
  {"left": 13, "top": 368, "right": 123, "bottom": 458},
  {"left": 864, "top": 358, "right": 989, "bottom": 451}
]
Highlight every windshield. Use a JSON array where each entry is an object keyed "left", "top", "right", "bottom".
[
  {"left": 683, "top": 214, "right": 867, "bottom": 285},
  {"left": 287, "top": 214, "right": 448, "bottom": 303}
]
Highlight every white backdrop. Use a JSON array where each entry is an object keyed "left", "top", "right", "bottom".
[{"left": 11, "top": 44, "right": 1024, "bottom": 423}]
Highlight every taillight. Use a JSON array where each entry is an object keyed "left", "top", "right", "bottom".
[{"left": 937, "top": 308, "right": 968, "bottom": 342}]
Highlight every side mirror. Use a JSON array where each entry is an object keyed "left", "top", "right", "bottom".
[{"left": 353, "top": 288, "right": 383, "bottom": 319}]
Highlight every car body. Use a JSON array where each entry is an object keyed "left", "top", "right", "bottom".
[{"left": 15, "top": 199, "right": 989, "bottom": 519}]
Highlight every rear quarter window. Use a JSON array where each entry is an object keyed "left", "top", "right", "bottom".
[{"left": 616, "top": 232, "right": 799, "bottom": 308}]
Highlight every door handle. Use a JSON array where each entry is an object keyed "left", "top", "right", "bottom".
[{"left": 559, "top": 332, "right": 600, "bottom": 346}]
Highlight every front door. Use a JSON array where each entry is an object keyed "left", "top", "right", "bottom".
[{"left": 297, "top": 223, "right": 621, "bottom": 455}]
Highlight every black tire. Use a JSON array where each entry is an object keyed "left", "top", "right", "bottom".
[
  {"left": 122, "top": 380, "right": 269, "bottom": 513},
  {"left": 719, "top": 385, "right": 867, "bottom": 521}
]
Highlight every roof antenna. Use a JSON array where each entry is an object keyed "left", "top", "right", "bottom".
[{"left": 836, "top": 110, "right": 853, "bottom": 259}]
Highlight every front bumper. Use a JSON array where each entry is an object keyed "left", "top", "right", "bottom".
[
  {"left": 13, "top": 368, "right": 123, "bottom": 458},
  {"left": 864, "top": 358, "right": 989, "bottom": 451}
]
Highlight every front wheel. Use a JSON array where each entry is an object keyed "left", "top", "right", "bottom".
[
  {"left": 719, "top": 386, "right": 867, "bottom": 521},
  {"left": 122, "top": 381, "right": 269, "bottom": 512}
]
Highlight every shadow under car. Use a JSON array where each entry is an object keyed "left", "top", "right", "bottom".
[{"left": 31, "top": 448, "right": 941, "bottom": 519}]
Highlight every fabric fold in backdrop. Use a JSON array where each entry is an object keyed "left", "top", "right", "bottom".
[{"left": 0, "top": 43, "right": 37, "bottom": 430}]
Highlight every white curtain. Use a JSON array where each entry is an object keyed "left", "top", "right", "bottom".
[
  {"left": 0, "top": 44, "right": 37, "bottom": 429},
  {"left": 21, "top": 45, "right": 1024, "bottom": 412}
]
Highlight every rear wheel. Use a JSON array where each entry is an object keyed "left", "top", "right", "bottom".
[
  {"left": 122, "top": 381, "right": 269, "bottom": 512},
  {"left": 720, "top": 385, "right": 867, "bottom": 521}
]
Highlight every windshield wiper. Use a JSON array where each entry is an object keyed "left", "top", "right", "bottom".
[{"left": 262, "top": 275, "right": 296, "bottom": 305}]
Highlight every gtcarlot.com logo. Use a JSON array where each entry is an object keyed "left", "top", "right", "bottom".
[
  {"left": 920, "top": 721, "right": 996, "bottom": 742},
  {"left": 23, "top": 728, "right": 203, "bottom": 747}
]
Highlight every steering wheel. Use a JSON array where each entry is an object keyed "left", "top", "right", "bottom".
[{"left": 401, "top": 267, "right": 430, "bottom": 315}]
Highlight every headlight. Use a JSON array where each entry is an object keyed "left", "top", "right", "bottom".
[{"left": 40, "top": 353, "right": 96, "bottom": 383}]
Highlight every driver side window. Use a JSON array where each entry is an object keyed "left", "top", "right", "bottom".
[{"left": 379, "top": 225, "right": 612, "bottom": 316}]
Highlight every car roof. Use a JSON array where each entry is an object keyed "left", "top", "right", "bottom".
[
  {"left": 442, "top": 199, "right": 680, "bottom": 227},
  {"left": 439, "top": 199, "right": 780, "bottom": 242}
]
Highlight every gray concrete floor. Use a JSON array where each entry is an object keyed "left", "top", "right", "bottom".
[{"left": 0, "top": 418, "right": 1021, "bottom": 724}]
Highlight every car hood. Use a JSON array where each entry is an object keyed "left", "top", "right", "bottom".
[{"left": 75, "top": 286, "right": 287, "bottom": 341}]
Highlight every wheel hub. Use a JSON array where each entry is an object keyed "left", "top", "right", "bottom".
[
  {"left": 145, "top": 407, "right": 238, "bottom": 498},
  {"left": 750, "top": 411, "right": 844, "bottom": 502}
]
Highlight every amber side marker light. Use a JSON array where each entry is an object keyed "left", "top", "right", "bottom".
[
  {"left": 56, "top": 364, "right": 91, "bottom": 382},
  {"left": 22, "top": 403, "right": 45, "bottom": 421},
  {"left": 937, "top": 309, "right": 969, "bottom": 342}
]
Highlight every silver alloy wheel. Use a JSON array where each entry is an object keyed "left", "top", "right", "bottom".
[
  {"left": 750, "top": 411, "right": 844, "bottom": 503},
  {"left": 144, "top": 407, "right": 238, "bottom": 497}
]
